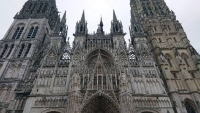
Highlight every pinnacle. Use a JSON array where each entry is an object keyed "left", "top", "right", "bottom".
[
  {"left": 113, "top": 9, "right": 117, "bottom": 21},
  {"left": 61, "top": 10, "right": 66, "bottom": 22},
  {"left": 81, "top": 10, "right": 85, "bottom": 22}
]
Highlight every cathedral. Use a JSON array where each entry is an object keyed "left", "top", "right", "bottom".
[{"left": 0, "top": 0, "right": 200, "bottom": 113}]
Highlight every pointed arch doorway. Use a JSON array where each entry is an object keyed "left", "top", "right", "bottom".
[
  {"left": 185, "top": 101, "right": 197, "bottom": 113},
  {"left": 81, "top": 93, "right": 120, "bottom": 113}
]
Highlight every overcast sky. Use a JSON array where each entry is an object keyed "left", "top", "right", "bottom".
[{"left": 0, "top": 0, "right": 199, "bottom": 53}]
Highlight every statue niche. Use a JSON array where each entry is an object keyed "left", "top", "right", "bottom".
[{"left": 71, "top": 72, "right": 81, "bottom": 91}]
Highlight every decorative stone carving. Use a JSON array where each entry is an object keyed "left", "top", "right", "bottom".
[{"left": 5, "top": 62, "right": 22, "bottom": 78}]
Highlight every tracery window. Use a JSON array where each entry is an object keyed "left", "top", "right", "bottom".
[
  {"left": 62, "top": 53, "right": 70, "bottom": 60},
  {"left": 27, "top": 26, "right": 38, "bottom": 38},
  {"left": 141, "top": 53, "right": 149, "bottom": 60},
  {"left": 129, "top": 53, "right": 136, "bottom": 60},
  {"left": 12, "top": 27, "right": 24, "bottom": 39},
  {"left": 0, "top": 44, "right": 8, "bottom": 58}
]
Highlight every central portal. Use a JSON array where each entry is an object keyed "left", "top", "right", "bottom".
[{"left": 81, "top": 95, "right": 119, "bottom": 113}]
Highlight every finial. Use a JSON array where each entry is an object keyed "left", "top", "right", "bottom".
[
  {"left": 61, "top": 10, "right": 66, "bottom": 22},
  {"left": 113, "top": 9, "right": 117, "bottom": 20},
  {"left": 81, "top": 10, "right": 85, "bottom": 22}
]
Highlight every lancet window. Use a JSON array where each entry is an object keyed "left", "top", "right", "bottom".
[
  {"left": 12, "top": 27, "right": 24, "bottom": 39},
  {"left": 6, "top": 44, "right": 14, "bottom": 58},
  {"left": 17, "top": 44, "right": 25, "bottom": 58},
  {"left": 24, "top": 43, "right": 31, "bottom": 57},
  {"left": 0, "top": 44, "right": 8, "bottom": 58},
  {"left": 27, "top": 26, "right": 39, "bottom": 38}
]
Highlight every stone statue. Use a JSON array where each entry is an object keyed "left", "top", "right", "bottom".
[{"left": 160, "top": 53, "right": 165, "bottom": 62}]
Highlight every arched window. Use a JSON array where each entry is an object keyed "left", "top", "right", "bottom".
[
  {"left": 0, "top": 44, "right": 8, "bottom": 58},
  {"left": 12, "top": 27, "right": 24, "bottom": 39},
  {"left": 181, "top": 53, "right": 190, "bottom": 67},
  {"left": 32, "top": 26, "right": 38, "bottom": 38},
  {"left": 27, "top": 26, "right": 38, "bottom": 38},
  {"left": 115, "top": 25, "right": 118, "bottom": 32},
  {"left": 6, "top": 44, "right": 14, "bottom": 58},
  {"left": 165, "top": 54, "right": 173, "bottom": 67},
  {"left": 17, "top": 44, "right": 25, "bottom": 58},
  {"left": 24, "top": 44, "right": 31, "bottom": 57},
  {"left": 185, "top": 101, "right": 196, "bottom": 113},
  {"left": 80, "top": 25, "right": 83, "bottom": 32}
]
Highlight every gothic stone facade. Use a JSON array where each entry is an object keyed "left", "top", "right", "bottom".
[{"left": 0, "top": 0, "right": 199, "bottom": 113}]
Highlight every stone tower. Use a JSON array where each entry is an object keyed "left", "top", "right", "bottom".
[
  {"left": 130, "top": 0, "right": 200, "bottom": 113},
  {"left": 0, "top": 0, "right": 66, "bottom": 112},
  {"left": 0, "top": 0, "right": 199, "bottom": 113}
]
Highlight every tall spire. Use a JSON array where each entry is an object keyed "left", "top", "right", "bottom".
[
  {"left": 113, "top": 10, "right": 117, "bottom": 21},
  {"left": 81, "top": 10, "right": 85, "bottom": 22}
]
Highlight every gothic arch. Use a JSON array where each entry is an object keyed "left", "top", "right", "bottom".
[
  {"left": 81, "top": 92, "right": 119, "bottom": 113},
  {"left": 137, "top": 109, "right": 159, "bottom": 113},
  {"left": 181, "top": 53, "right": 188, "bottom": 59},
  {"left": 42, "top": 108, "right": 65, "bottom": 113},
  {"left": 85, "top": 49, "right": 114, "bottom": 67},
  {"left": 30, "top": 22, "right": 40, "bottom": 27},
  {"left": 16, "top": 23, "right": 26, "bottom": 28},
  {"left": 184, "top": 99, "right": 197, "bottom": 113}
]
